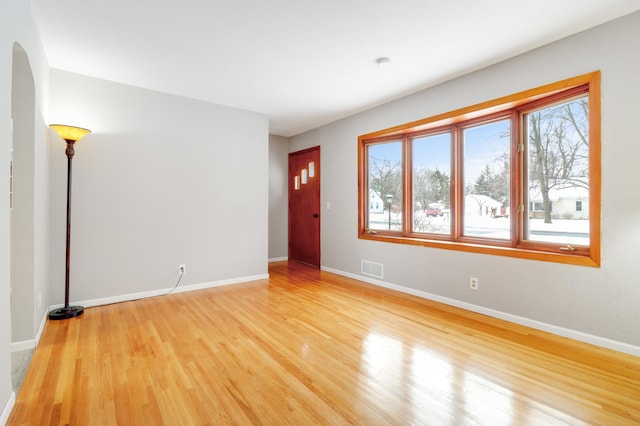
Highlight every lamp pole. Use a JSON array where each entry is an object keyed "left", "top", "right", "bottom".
[
  {"left": 63, "top": 139, "right": 75, "bottom": 312},
  {"left": 48, "top": 125, "right": 90, "bottom": 320},
  {"left": 386, "top": 194, "right": 394, "bottom": 230}
]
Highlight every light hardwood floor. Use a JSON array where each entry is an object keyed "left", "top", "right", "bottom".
[{"left": 9, "top": 261, "right": 640, "bottom": 425}]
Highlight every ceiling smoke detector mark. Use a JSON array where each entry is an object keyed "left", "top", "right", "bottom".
[
  {"left": 361, "top": 260, "right": 384, "bottom": 279},
  {"left": 375, "top": 57, "right": 391, "bottom": 67}
]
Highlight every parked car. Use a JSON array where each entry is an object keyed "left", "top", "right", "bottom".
[{"left": 426, "top": 207, "right": 442, "bottom": 217}]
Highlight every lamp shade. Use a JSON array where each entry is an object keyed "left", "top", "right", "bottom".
[{"left": 50, "top": 124, "right": 91, "bottom": 142}]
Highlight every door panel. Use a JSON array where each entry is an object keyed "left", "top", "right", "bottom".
[{"left": 288, "top": 147, "right": 320, "bottom": 267}]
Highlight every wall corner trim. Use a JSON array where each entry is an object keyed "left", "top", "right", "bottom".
[{"left": 0, "top": 392, "right": 16, "bottom": 426}]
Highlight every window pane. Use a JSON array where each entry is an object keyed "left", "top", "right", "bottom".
[
  {"left": 462, "top": 119, "right": 511, "bottom": 239},
  {"left": 412, "top": 132, "right": 451, "bottom": 234},
  {"left": 367, "top": 141, "right": 403, "bottom": 231},
  {"left": 525, "top": 95, "right": 589, "bottom": 246}
]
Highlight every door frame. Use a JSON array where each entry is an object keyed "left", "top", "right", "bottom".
[{"left": 288, "top": 146, "right": 321, "bottom": 267}]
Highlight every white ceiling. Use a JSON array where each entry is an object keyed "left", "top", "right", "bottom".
[{"left": 30, "top": 0, "right": 640, "bottom": 137}]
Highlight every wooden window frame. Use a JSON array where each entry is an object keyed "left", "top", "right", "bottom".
[{"left": 358, "top": 72, "right": 601, "bottom": 267}]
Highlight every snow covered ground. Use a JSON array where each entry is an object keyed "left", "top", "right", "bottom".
[{"left": 369, "top": 211, "right": 589, "bottom": 245}]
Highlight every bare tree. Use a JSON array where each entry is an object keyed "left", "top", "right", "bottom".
[
  {"left": 466, "top": 194, "right": 492, "bottom": 216},
  {"left": 369, "top": 157, "right": 402, "bottom": 209},
  {"left": 528, "top": 96, "right": 589, "bottom": 223}
]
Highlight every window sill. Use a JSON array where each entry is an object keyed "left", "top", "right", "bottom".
[{"left": 359, "top": 233, "right": 599, "bottom": 267}]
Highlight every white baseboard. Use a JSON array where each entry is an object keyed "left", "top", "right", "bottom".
[
  {"left": 0, "top": 392, "right": 15, "bottom": 426},
  {"left": 49, "top": 273, "right": 270, "bottom": 311},
  {"left": 268, "top": 257, "right": 288, "bottom": 262},
  {"left": 171, "top": 273, "right": 269, "bottom": 294},
  {"left": 321, "top": 266, "right": 640, "bottom": 357},
  {"left": 34, "top": 310, "right": 47, "bottom": 347},
  {"left": 11, "top": 310, "right": 49, "bottom": 353},
  {"left": 10, "top": 340, "right": 34, "bottom": 353}
]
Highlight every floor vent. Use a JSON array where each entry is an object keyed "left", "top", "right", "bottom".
[{"left": 361, "top": 260, "right": 384, "bottom": 279}]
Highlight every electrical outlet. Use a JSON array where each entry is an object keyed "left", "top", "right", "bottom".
[
  {"left": 469, "top": 277, "right": 479, "bottom": 290},
  {"left": 179, "top": 264, "right": 186, "bottom": 274}
]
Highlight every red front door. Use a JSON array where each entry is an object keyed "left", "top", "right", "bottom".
[{"left": 288, "top": 147, "right": 320, "bottom": 267}]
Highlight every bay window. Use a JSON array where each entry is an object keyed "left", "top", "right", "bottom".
[{"left": 358, "top": 72, "right": 600, "bottom": 266}]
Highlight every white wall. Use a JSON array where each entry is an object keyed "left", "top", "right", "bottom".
[
  {"left": 10, "top": 45, "right": 36, "bottom": 344},
  {"left": 48, "top": 70, "right": 269, "bottom": 305},
  {"left": 0, "top": 0, "right": 50, "bottom": 421},
  {"left": 290, "top": 11, "right": 640, "bottom": 353},
  {"left": 268, "top": 134, "right": 288, "bottom": 260}
]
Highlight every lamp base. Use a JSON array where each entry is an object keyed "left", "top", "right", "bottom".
[{"left": 48, "top": 305, "right": 84, "bottom": 320}]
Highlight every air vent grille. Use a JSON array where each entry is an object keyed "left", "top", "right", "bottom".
[{"left": 361, "top": 260, "right": 384, "bottom": 279}]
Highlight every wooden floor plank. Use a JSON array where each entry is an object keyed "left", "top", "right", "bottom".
[{"left": 8, "top": 261, "right": 640, "bottom": 425}]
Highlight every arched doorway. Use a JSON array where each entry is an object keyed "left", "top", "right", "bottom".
[{"left": 10, "top": 43, "right": 36, "bottom": 390}]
